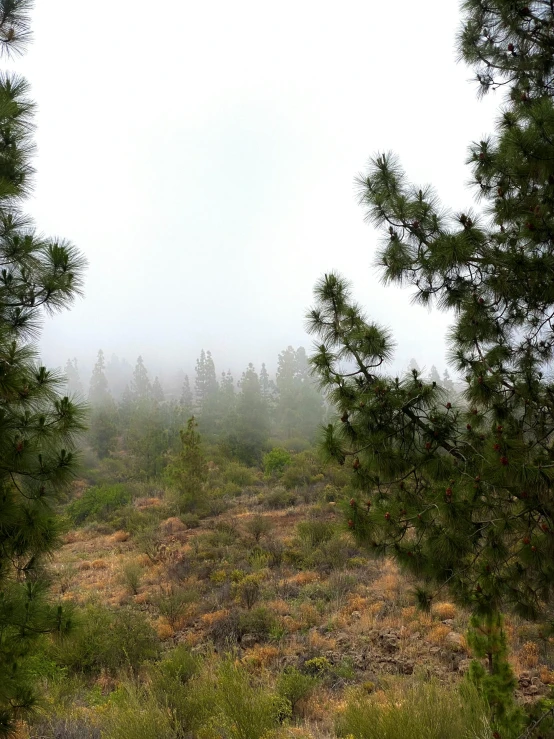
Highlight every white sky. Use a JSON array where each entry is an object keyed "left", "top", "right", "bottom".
[{"left": 14, "top": 0, "right": 499, "bottom": 379}]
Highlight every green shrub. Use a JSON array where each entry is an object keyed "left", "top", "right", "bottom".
[
  {"left": 245, "top": 514, "right": 273, "bottom": 543},
  {"left": 55, "top": 605, "right": 159, "bottom": 675},
  {"left": 263, "top": 447, "right": 292, "bottom": 477},
  {"left": 263, "top": 486, "right": 297, "bottom": 509},
  {"left": 238, "top": 606, "right": 277, "bottom": 640},
  {"left": 297, "top": 520, "right": 335, "bottom": 547},
  {"left": 303, "top": 656, "right": 331, "bottom": 676},
  {"left": 210, "top": 659, "right": 287, "bottom": 739},
  {"left": 179, "top": 512, "right": 200, "bottom": 528},
  {"left": 234, "top": 575, "right": 261, "bottom": 610},
  {"left": 277, "top": 667, "right": 319, "bottom": 713},
  {"left": 66, "top": 484, "right": 132, "bottom": 525},
  {"left": 223, "top": 461, "right": 260, "bottom": 487},
  {"left": 154, "top": 586, "right": 197, "bottom": 628},
  {"left": 121, "top": 561, "right": 144, "bottom": 595},
  {"left": 103, "top": 683, "right": 179, "bottom": 739},
  {"left": 335, "top": 679, "right": 491, "bottom": 739},
  {"left": 281, "top": 452, "right": 321, "bottom": 490}
]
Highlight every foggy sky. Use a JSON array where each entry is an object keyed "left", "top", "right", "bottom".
[{"left": 13, "top": 0, "right": 499, "bottom": 380}]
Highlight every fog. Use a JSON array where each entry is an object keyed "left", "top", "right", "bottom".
[{"left": 15, "top": 0, "right": 498, "bottom": 380}]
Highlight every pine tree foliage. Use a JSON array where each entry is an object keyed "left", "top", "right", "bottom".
[
  {"left": 130, "top": 355, "right": 151, "bottom": 401},
  {"left": 88, "top": 349, "right": 110, "bottom": 406},
  {"left": 308, "top": 1, "right": 554, "bottom": 624},
  {"left": 0, "top": 1, "right": 86, "bottom": 731}
]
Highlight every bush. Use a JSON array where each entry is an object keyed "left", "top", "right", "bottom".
[
  {"left": 245, "top": 515, "right": 273, "bottom": 543},
  {"left": 103, "top": 683, "right": 179, "bottom": 739},
  {"left": 281, "top": 452, "right": 321, "bottom": 490},
  {"left": 209, "top": 659, "right": 287, "bottom": 739},
  {"left": 223, "top": 461, "right": 260, "bottom": 487},
  {"left": 66, "top": 484, "right": 132, "bottom": 525},
  {"left": 297, "top": 520, "right": 335, "bottom": 547},
  {"left": 263, "top": 486, "right": 297, "bottom": 509},
  {"left": 238, "top": 606, "right": 277, "bottom": 641},
  {"left": 335, "top": 679, "right": 491, "bottom": 739},
  {"left": 121, "top": 561, "right": 143, "bottom": 595},
  {"left": 55, "top": 605, "right": 160, "bottom": 675},
  {"left": 234, "top": 575, "right": 261, "bottom": 610},
  {"left": 154, "top": 586, "right": 197, "bottom": 629},
  {"left": 263, "top": 447, "right": 292, "bottom": 477},
  {"left": 277, "top": 667, "right": 319, "bottom": 714}
]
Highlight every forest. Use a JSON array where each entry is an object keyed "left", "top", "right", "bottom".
[{"left": 4, "top": 0, "right": 554, "bottom": 738}]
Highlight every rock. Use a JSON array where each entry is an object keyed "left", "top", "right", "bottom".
[
  {"left": 240, "top": 633, "right": 258, "bottom": 649},
  {"left": 351, "top": 610, "right": 361, "bottom": 620},
  {"left": 457, "top": 658, "right": 472, "bottom": 674},
  {"left": 445, "top": 631, "right": 464, "bottom": 649},
  {"left": 429, "top": 646, "right": 441, "bottom": 654}
]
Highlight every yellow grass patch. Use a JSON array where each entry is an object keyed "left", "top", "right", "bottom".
[
  {"left": 288, "top": 571, "right": 319, "bottom": 586},
  {"left": 111, "top": 530, "right": 129, "bottom": 543},
  {"left": 298, "top": 603, "right": 319, "bottom": 628},
  {"left": 539, "top": 665, "right": 554, "bottom": 684},
  {"left": 201, "top": 609, "right": 229, "bottom": 627},
  {"left": 427, "top": 624, "right": 451, "bottom": 644},
  {"left": 156, "top": 621, "right": 174, "bottom": 640},
  {"left": 243, "top": 645, "right": 280, "bottom": 668},
  {"left": 267, "top": 599, "right": 290, "bottom": 616},
  {"left": 307, "top": 631, "right": 336, "bottom": 652},
  {"left": 519, "top": 640, "right": 539, "bottom": 668},
  {"left": 433, "top": 602, "right": 456, "bottom": 620},
  {"left": 91, "top": 559, "right": 108, "bottom": 570}
]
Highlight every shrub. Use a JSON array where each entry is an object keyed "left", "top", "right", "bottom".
[
  {"left": 55, "top": 605, "right": 159, "bottom": 675},
  {"left": 66, "top": 484, "right": 132, "bottom": 525},
  {"left": 154, "top": 586, "right": 197, "bottom": 629},
  {"left": 234, "top": 575, "right": 262, "bottom": 610},
  {"left": 277, "top": 667, "right": 319, "bottom": 714},
  {"left": 210, "top": 659, "right": 287, "bottom": 739},
  {"left": 179, "top": 512, "right": 200, "bottom": 528},
  {"left": 263, "top": 486, "right": 297, "bottom": 509},
  {"left": 335, "top": 679, "right": 491, "bottom": 739},
  {"left": 297, "top": 520, "right": 335, "bottom": 548},
  {"left": 263, "top": 448, "right": 292, "bottom": 477},
  {"left": 303, "top": 656, "right": 331, "bottom": 676},
  {"left": 245, "top": 515, "right": 273, "bottom": 543},
  {"left": 238, "top": 606, "right": 277, "bottom": 641},
  {"left": 281, "top": 452, "right": 321, "bottom": 490},
  {"left": 121, "top": 561, "right": 143, "bottom": 595},
  {"left": 103, "top": 683, "right": 179, "bottom": 739},
  {"left": 223, "top": 461, "right": 260, "bottom": 487}
]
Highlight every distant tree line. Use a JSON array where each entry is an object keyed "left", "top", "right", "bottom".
[{"left": 65, "top": 346, "right": 325, "bottom": 470}]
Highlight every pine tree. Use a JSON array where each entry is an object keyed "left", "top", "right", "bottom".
[
  {"left": 179, "top": 373, "right": 193, "bottom": 415},
  {"left": 275, "top": 346, "right": 323, "bottom": 440},
  {"left": 307, "top": 0, "right": 554, "bottom": 699},
  {"left": 64, "top": 358, "right": 83, "bottom": 397},
  {"left": 227, "top": 363, "right": 269, "bottom": 465},
  {"left": 88, "top": 349, "right": 111, "bottom": 406},
  {"left": 428, "top": 365, "right": 441, "bottom": 387},
  {"left": 0, "top": 3, "right": 87, "bottom": 730},
  {"left": 194, "top": 349, "right": 219, "bottom": 434},
  {"left": 130, "top": 355, "right": 151, "bottom": 401},
  {"left": 151, "top": 376, "right": 165, "bottom": 403}
]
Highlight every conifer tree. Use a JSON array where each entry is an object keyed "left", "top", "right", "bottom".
[
  {"left": 179, "top": 373, "right": 193, "bottom": 415},
  {"left": 151, "top": 376, "right": 165, "bottom": 403},
  {"left": 64, "top": 358, "right": 83, "bottom": 397},
  {"left": 194, "top": 349, "right": 219, "bottom": 434},
  {"left": 130, "top": 355, "right": 151, "bottom": 401},
  {"left": 307, "top": 0, "right": 554, "bottom": 687},
  {"left": 227, "top": 363, "right": 269, "bottom": 465},
  {"left": 88, "top": 349, "right": 111, "bottom": 406},
  {"left": 0, "top": 2, "right": 87, "bottom": 730}
]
